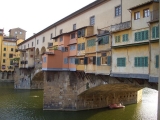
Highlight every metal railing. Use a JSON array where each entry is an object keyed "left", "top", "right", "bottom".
[{"left": 111, "top": 21, "right": 131, "bottom": 32}]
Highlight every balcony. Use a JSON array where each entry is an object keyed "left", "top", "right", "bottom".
[
  {"left": 111, "top": 21, "right": 131, "bottom": 32},
  {"left": 150, "top": 10, "right": 159, "bottom": 22},
  {"left": 97, "top": 26, "right": 110, "bottom": 36}
]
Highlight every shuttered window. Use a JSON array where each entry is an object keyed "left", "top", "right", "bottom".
[
  {"left": 135, "top": 30, "right": 148, "bottom": 41},
  {"left": 75, "top": 58, "right": 79, "bottom": 64},
  {"left": 156, "top": 55, "right": 159, "bottom": 68},
  {"left": 98, "top": 35, "right": 109, "bottom": 45},
  {"left": 93, "top": 56, "right": 96, "bottom": 65},
  {"left": 134, "top": 57, "right": 148, "bottom": 67},
  {"left": 84, "top": 57, "right": 88, "bottom": 65},
  {"left": 117, "top": 58, "right": 126, "bottom": 67},
  {"left": 87, "top": 39, "right": 95, "bottom": 47},
  {"left": 64, "top": 58, "right": 68, "bottom": 64},
  {"left": 152, "top": 26, "right": 159, "bottom": 39},
  {"left": 122, "top": 34, "right": 128, "bottom": 42},
  {"left": 115, "top": 35, "right": 120, "bottom": 43},
  {"left": 82, "top": 43, "right": 85, "bottom": 50},
  {"left": 107, "top": 56, "right": 111, "bottom": 66},
  {"left": 97, "top": 57, "right": 101, "bottom": 66}
]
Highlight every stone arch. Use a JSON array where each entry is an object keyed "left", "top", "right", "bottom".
[
  {"left": 40, "top": 46, "right": 46, "bottom": 61},
  {"left": 36, "top": 48, "right": 40, "bottom": 59}
]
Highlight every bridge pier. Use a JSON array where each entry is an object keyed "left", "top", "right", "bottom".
[{"left": 43, "top": 71, "right": 143, "bottom": 111}]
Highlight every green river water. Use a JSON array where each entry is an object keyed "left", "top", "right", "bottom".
[{"left": 0, "top": 82, "right": 158, "bottom": 120}]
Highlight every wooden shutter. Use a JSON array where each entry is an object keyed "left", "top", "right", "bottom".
[
  {"left": 152, "top": 27, "right": 155, "bottom": 38},
  {"left": 142, "top": 31, "right": 145, "bottom": 40},
  {"left": 156, "top": 55, "right": 159, "bottom": 68},
  {"left": 145, "top": 30, "right": 148, "bottom": 40},
  {"left": 97, "top": 57, "right": 101, "bottom": 66},
  {"left": 134, "top": 57, "right": 138, "bottom": 67},
  {"left": 93, "top": 56, "right": 96, "bottom": 65},
  {"left": 135, "top": 32, "right": 138, "bottom": 41},
  {"left": 118, "top": 36, "right": 120, "bottom": 42},
  {"left": 156, "top": 26, "right": 159, "bottom": 38},
  {"left": 84, "top": 57, "right": 88, "bottom": 65},
  {"left": 123, "top": 34, "right": 125, "bottom": 42},
  {"left": 82, "top": 43, "right": 85, "bottom": 50},
  {"left": 144, "top": 57, "right": 148, "bottom": 67},
  {"left": 107, "top": 56, "right": 111, "bottom": 66}
]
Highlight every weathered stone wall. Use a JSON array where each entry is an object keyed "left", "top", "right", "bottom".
[
  {"left": 0, "top": 71, "right": 14, "bottom": 82},
  {"left": 43, "top": 71, "right": 143, "bottom": 111}
]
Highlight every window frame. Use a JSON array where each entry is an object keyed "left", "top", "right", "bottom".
[
  {"left": 143, "top": 8, "right": 150, "bottom": 18},
  {"left": 73, "top": 24, "right": 76, "bottom": 30},
  {"left": 117, "top": 57, "right": 126, "bottom": 67},
  {"left": 60, "top": 29, "right": 63, "bottom": 34},
  {"left": 115, "top": 5, "right": 121, "bottom": 17},
  {"left": 43, "top": 37, "right": 45, "bottom": 43},
  {"left": 134, "top": 11, "right": 140, "bottom": 20},
  {"left": 90, "top": 16, "right": 95, "bottom": 26}
]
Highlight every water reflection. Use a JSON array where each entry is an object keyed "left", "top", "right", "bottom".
[{"left": 0, "top": 83, "right": 158, "bottom": 120}]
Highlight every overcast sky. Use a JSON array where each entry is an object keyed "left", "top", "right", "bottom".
[{"left": 0, "top": 0, "right": 95, "bottom": 39}]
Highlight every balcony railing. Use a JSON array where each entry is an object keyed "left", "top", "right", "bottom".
[
  {"left": 97, "top": 26, "right": 110, "bottom": 35},
  {"left": 150, "top": 10, "right": 159, "bottom": 22},
  {"left": 111, "top": 21, "right": 131, "bottom": 32}
]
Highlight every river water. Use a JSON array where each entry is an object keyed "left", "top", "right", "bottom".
[{"left": 0, "top": 82, "right": 158, "bottom": 120}]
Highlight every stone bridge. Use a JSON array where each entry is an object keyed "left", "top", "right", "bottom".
[{"left": 43, "top": 71, "right": 157, "bottom": 111}]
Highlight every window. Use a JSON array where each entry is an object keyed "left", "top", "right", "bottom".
[
  {"left": 144, "top": 9, "right": 149, "bottom": 17},
  {"left": 73, "top": 24, "right": 76, "bottom": 30},
  {"left": 135, "top": 30, "right": 148, "bottom": 41},
  {"left": 32, "top": 42, "right": 33, "bottom": 46},
  {"left": 87, "top": 39, "right": 95, "bottom": 47},
  {"left": 115, "top": 36, "right": 121, "bottom": 43},
  {"left": 134, "top": 12, "right": 140, "bottom": 20},
  {"left": 134, "top": 57, "right": 148, "bottom": 67},
  {"left": 98, "top": 35, "right": 109, "bottom": 45},
  {"left": 50, "top": 33, "right": 53, "bottom": 39},
  {"left": 9, "top": 54, "right": 13, "bottom": 58},
  {"left": 155, "top": 55, "right": 159, "bottom": 68},
  {"left": 90, "top": 16, "right": 95, "bottom": 25},
  {"left": 3, "top": 59, "right": 5, "bottom": 63},
  {"left": 60, "top": 29, "right": 63, "bottom": 34},
  {"left": 77, "top": 44, "right": 81, "bottom": 51},
  {"left": 28, "top": 44, "right": 29, "bottom": 48},
  {"left": 4, "top": 48, "right": 6, "bottom": 51},
  {"left": 2, "top": 65, "right": 5, "bottom": 69},
  {"left": 43, "top": 57, "right": 46, "bottom": 63},
  {"left": 30, "top": 55, "right": 33, "bottom": 58},
  {"left": 3, "top": 53, "right": 6, "bottom": 57},
  {"left": 11, "top": 48, "right": 14, "bottom": 51},
  {"left": 70, "top": 57, "right": 75, "bottom": 64},
  {"left": 37, "top": 40, "right": 39, "bottom": 44},
  {"left": 43, "top": 37, "right": 45, "bottom": 42},
  {"left": 10, "top": 60, "right": 13, "bottom": 65},
  {"left": 79, "top": 58, "right": 84, "bottom": 65},
  {"left": 55, "top": 39, "right": 58, "bottom": 42},
  {"left": 71, "top": 33, "right": 75, "bottom": 39},
  {"left": 122, "top": 34, "right": 128, "bottom": 42},
  {"left": 15, "top": 31, "right": 17, "bottom": 34},
  {"left": 117, "top": 58, "right": 126, "bottom": 67},
  {"left": 88, "top": 57, "right": 93, "bottom": 64},
  {"left": 82, "top": 43, "right": 85, "bottom": 50},
  {"left": 60, "top": 36, "right": 63, "bottom": 42},
  {"left": 115, "top": 6, "right": 121, "bottom": 16},
  {"left": 64, "top": 58, "right": 68, "bottom": 64},
  {"left": 70, "top": 45, "right": 76, "bottom": 51},
  {"left": 152, "top": 26, "right": 159, "bottom": 38},
  {"left": 24, "top": 45, "right": 26, "bottom": 49},
  {"left": 20, "top": 31, "right": 22, "bottom": 34}
]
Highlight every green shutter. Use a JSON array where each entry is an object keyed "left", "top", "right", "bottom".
[
  {"left": 122, "top": 34, "right": 125, "bottom": 42},
  {"left": 97, "top": 57, "right": 101, "bottom": 66},
  {"left": 156, "top": 55, "right": 159, "bottom": 68},
  {"left": 145, "top": 30, "right": 148, "bottom": 40},
  {"left": 118, "top": 36, "right": 120, "bottom": 42},
  {"left": 135, "top": 32, "right": 138, "bottom": 41},
  {"left": 144, "top": 57, "right": 148, "bottom": 67},
  {"left": 126, "top": 34, "right": 128, "bottom": 41},
  {"left": 115, "top": 36, "right": 117, "bottom": 43},
  {"left": 152, "top": 27, "right": 156, "bottom": 38},
  {"left": 107, "top": 56, "right": 111, "bottom": 66},
  {"left": 156, "top": 26, "right": 159, "bottom": 38},
  {"left": 142, "top": 31, "right": 145, "bottom": 40},
  {"left": 135, "top": 57, "right": 137, "bottom": 66},
  {"left": 138, "top": 32, "right": 141, "bottom": 41}
]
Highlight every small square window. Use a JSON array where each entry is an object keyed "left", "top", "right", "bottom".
[
  {"left": 90, "top": 16, "right": 95, "bottom": 26},
  {"left": 3, "top": 53, "right": 6, "bottom": 57},
  {"left": 143, "top": 9, "right": 149, "bottom": 17},
  {"left": 4, "top": 48, "right": 6, "bottom": 51},
  {"left": 11, "top": 48, "right": 14, "bottom": 51},
  {"left": 115, "top": 6, "right": 121, "bottom": 16},
  {"left": 37, "top": 40, "right": 39, "bottom": 44},
  {"left": 73, "top": 24, "right": 76, "bottom": 30},
  {"left": 134, "top": 12, "right": 140, "bottom": 20}
]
